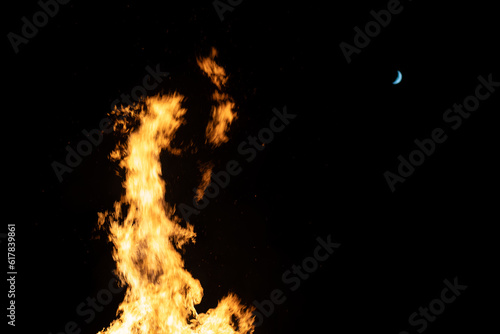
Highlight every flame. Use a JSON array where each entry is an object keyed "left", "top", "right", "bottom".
[
  {"left": 97, "top": 52, "right": 254, "bottom": 334},
  {"left": 198, "top": 48, "right": 237, "bottom": 147},
  {"left": 195, "top": 162, "right": 214, "bottom": 202},
  {"left": 197, "top": 48, "right": 228, "bottom": 90}
]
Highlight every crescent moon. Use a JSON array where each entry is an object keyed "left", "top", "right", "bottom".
[{"left": 392, "top": 71, "right": 403, "bottom": 85}]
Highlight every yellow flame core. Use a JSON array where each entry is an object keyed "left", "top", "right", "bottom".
[{"left": 97, "top": 56, "right": 254, "bottom": 334}]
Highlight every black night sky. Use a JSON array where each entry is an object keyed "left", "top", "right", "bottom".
[{"left": 4, "top": 1, "right": 498, "bottom": 333}]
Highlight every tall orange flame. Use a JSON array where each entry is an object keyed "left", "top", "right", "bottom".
[{"left": 97, "top": 52, "right": 254, "bottom": 334}]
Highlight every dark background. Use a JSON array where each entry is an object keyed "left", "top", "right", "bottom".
[{"left": 4, "top": 0, "right": 498, "bottom": 333}]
